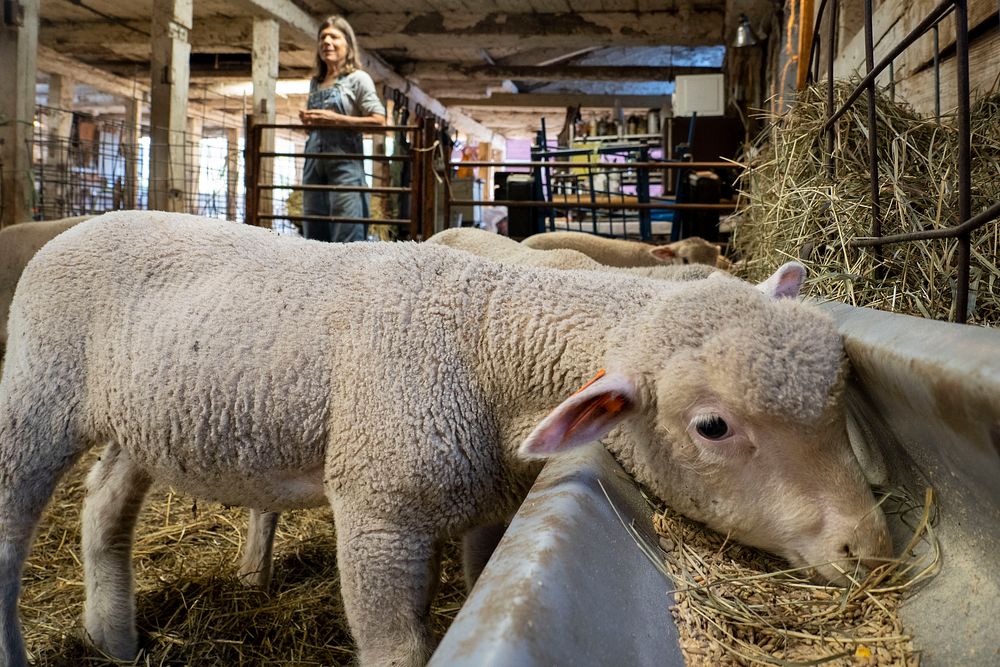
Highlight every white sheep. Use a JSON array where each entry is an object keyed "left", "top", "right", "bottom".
[
  {"left": 0, "top": 216, "right": 92, "bottom": 350},
  {"left": 0, "top": 212, "right": 890, "bottom": 667},
  {"left": 426, "top": 227, "right": 721, "bottom": 280},
  {"left": 522, "top": 229, "right": 725, "bottom": 268},
  {"left": 238, "top": 227, "right": 721, "bottom": 587}
]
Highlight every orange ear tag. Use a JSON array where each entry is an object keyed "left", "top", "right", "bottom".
[{"left": 572, "top": 369, "right": 606, "bottom": 396}]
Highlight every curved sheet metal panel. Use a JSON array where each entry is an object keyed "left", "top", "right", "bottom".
[{"left": 429, "top": 444, "right": 684, "bottom": 667}]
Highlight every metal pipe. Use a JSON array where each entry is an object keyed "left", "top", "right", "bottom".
[
  {"left": 258, "top": 152, "right": 412, "bottom": 162},
  {"left": 851, "top": 201, "right": 1000, "bottom": 246},
  {"left": 934, "top": 25, "right": 941, "bottom": 121},
  {"left": 954, "top": 0, "right": 973, "bottom": 323},
  {"left": 808, "top": 0, "right": 830, "bottom": 83},
  {"left": 256, "top": 184, "right": 412, "bottom": 194},
  {"left": 449, "top": 199, "right": 737, "bottom": 211},
  {"left": 258, "top": 214, "right": 414, "bottom": 226},
  {"left": 820, "top": 0, "right": 956, "bottom": 134},
  {"left": 864, "top": 0, "right": 882, "bottom": 259},
  {"left": 445, "top": 160, "right": 736, "bottom": 169},
  {"left": 827, "top": 0, "right": 839, "bottom": 178}
]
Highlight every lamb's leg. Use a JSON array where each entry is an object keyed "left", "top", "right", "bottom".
[
  {"left": 238, "top": 509, "right": 279, "bottom": 588},
  {"left": 0, "top": 392, "right": 87, "bottom": 667},
  {"left": 334, "top": 506, "right": 440, "bottom": 667},
  {"left": 81, "top": 443, "right": 151, "bottom": 661},
  {"left": 461, "top": 523, "right": 505, "bottom": 590}
]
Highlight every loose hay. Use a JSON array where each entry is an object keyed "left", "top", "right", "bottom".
[
  {"left": 21, "top": 448, "right": 467, "bottom": 665},
  {"left": 734, "top": 82, "right": 1000, "bottom": 325},
  {"left": 652, "top": 487, "right": 940, "bottom": 666}
]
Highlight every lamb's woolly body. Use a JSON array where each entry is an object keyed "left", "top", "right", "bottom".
[
  {"left": 0, "top": 212, "right": 886, "bottom": 667},
  {"left": 0, "top": 216, "right": 92, "bottom": 347},
  {"left": 427, "top": 227, "right": 719, "bottom": 280}
]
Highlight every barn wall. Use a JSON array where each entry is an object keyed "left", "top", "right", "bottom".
[{"left": 829, "top": 0, "right": 998, "bottom": 116}]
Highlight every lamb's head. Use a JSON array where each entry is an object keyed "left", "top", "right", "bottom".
[
  {"left": 649, "top": 236, "right": 721, "bottom": 266},
  {"left": 519, "top": 263, "right": 891, "bottom": 584}
]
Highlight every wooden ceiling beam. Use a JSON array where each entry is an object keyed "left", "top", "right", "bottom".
[
  {"left": 407, "top": 63, "right": 722, "bottom": 82},
  {"left": 346, "top": 10, "right": 725, "bottom": 50}
]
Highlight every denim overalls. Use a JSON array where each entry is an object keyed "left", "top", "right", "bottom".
[{"left": 302, "top": 79, "right": 369, "bottom": 242}]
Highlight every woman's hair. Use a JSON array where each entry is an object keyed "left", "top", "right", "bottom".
[{"left": 313, "top": 15, "right": 362, "bottom": 82}]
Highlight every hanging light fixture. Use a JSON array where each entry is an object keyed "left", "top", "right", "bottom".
[{"left": 733, "top": 14, "right": 759, "bottom": 48}]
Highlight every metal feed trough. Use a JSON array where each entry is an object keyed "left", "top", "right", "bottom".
[{"left": 430, "top": 303, "right": 1000, "bottom": 667}]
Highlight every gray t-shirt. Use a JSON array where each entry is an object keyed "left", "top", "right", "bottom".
[{"left": 306, "top": 70, "right": 386, "bottom": 154}]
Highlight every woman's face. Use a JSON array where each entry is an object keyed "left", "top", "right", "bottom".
[{"left": 318, "top": 26, "right": 349, "bottom": 70}]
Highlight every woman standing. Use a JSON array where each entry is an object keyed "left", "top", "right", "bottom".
[{"left": 299, "top": 16, "right": 386, "bottom": 242}]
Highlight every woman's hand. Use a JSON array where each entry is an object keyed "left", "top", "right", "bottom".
[{"left": 299, "top": 109, "right": 343, "bottom": 125}]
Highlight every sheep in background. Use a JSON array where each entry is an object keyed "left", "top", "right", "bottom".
[
  {"left": 0, "top": 216, "right": 93, "bottom": 351},
  {"left": 522, "top": 229, "right": 727, "bottom": 268},
  {"left": 0, "top": 212, "right": 890, "bottom": 667},
  {"left": 426, "top": 227, "right": 721, "bottom": 280}
]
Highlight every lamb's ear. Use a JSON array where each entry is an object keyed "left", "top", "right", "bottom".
[
  {"left": 756, "top": 261, "right": 806, "bottom": 299},
  {"left": 648, "top": 245, "right": 677, "bottom": 262},
  {"left": 519, "top": 371, "right": 637, "bottom": 459}
]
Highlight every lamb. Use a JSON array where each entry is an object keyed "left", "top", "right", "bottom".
[
  {"left": 0, "top": 211, "right": 891, "bottom": 667},
  {"left": 522, "top": 229, "right": 725, "bottom": 268},
  {"left": 426, "top": 227, "right": 721, "bottom": 280},
  {"left": 0, "top": 216, "right": 92, "bottom": 350}
]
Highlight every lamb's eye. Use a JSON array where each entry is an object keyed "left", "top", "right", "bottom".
[
  {"left": 696, "top": 416, "right": 729, "bottom": 440},
  {"left": 682, "top": 257, "right": 690, "bottom": 264}
]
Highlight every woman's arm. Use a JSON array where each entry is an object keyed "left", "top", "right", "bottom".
[{"left": 299, "top": 109, "right": 386, "bottom": 126}]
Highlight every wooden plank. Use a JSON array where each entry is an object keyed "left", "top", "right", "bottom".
[
  {"left": 895, "top": 28, "right": 1000, "bottom": 116},
  {"left": 905, "top": 0, "right": 998, "bottom": 71},
  {"left": 348, "top": 9, "right": 726, "bottom": 50}
]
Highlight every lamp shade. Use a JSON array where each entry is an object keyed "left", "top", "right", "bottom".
[{"left": 734, "top": 14, "right": 759, "bottom": 48}]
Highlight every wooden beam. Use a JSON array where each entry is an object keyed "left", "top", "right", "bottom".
[
  {"left": 441, "top": 93, "right": 673, "bottom": 109},
  {"left": 37, "top": 46, "right": 148, "bottom": 100},
  {"left": 347, "top": 10, "right": 726, "bottom": 50},
  {"left": 407, "top": 63, "right": 722, "bottom": 82},
  {"left": 37, "top": 46, "right": 240, "bottom": 127},
  {"left": 0, "top": 0, "right": 39, "bottom": 227}
]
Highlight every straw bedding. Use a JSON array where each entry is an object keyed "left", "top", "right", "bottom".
[
  {"left": 734, "top": 82, "right": 1000, "bottom": 325},
  {"left": 21, "top": 448, "right": 467, "bottom": 665}
]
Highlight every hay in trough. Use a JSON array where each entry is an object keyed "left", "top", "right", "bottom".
[
  {"left": 733, "top": 82, "right": 1000, "bottom": 325},
  {"left": 21, "top": 448, "right": 467, "bottom": 665},
  {"left": 651, "top": 487, "right": 939, "bottom": 666}
]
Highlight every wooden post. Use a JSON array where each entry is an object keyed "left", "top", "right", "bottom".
[
  {"left": 186, "top": 115, "right": 203, "bottom": 214},
  {"left": 0, "top": 0, "right": 39, "bottom": 227},
  {"left": 148, "top": 0, "right": 192, "bottom": 212},
  {"left": 252, "top": 18, "right": 278, "bottom": 222},
  {"left": 123, "top": 97, "right": 142, "bottom": 209},
  {"left": 421, "top": 118, "right": 437, "bottom": 240},
  {"left": 225, "top": 127, "right": 240, "bottom": 221},
  {"left": 43, "top": 73, "right": 74, "bottom": 218}
]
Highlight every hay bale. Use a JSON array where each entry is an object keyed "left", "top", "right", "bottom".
[
  {"left": 21, "top": 449, "right": 466, "bottom": 665},
  {"left": 734, "top": 83, "right": 1000, "bottom": 325}
]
